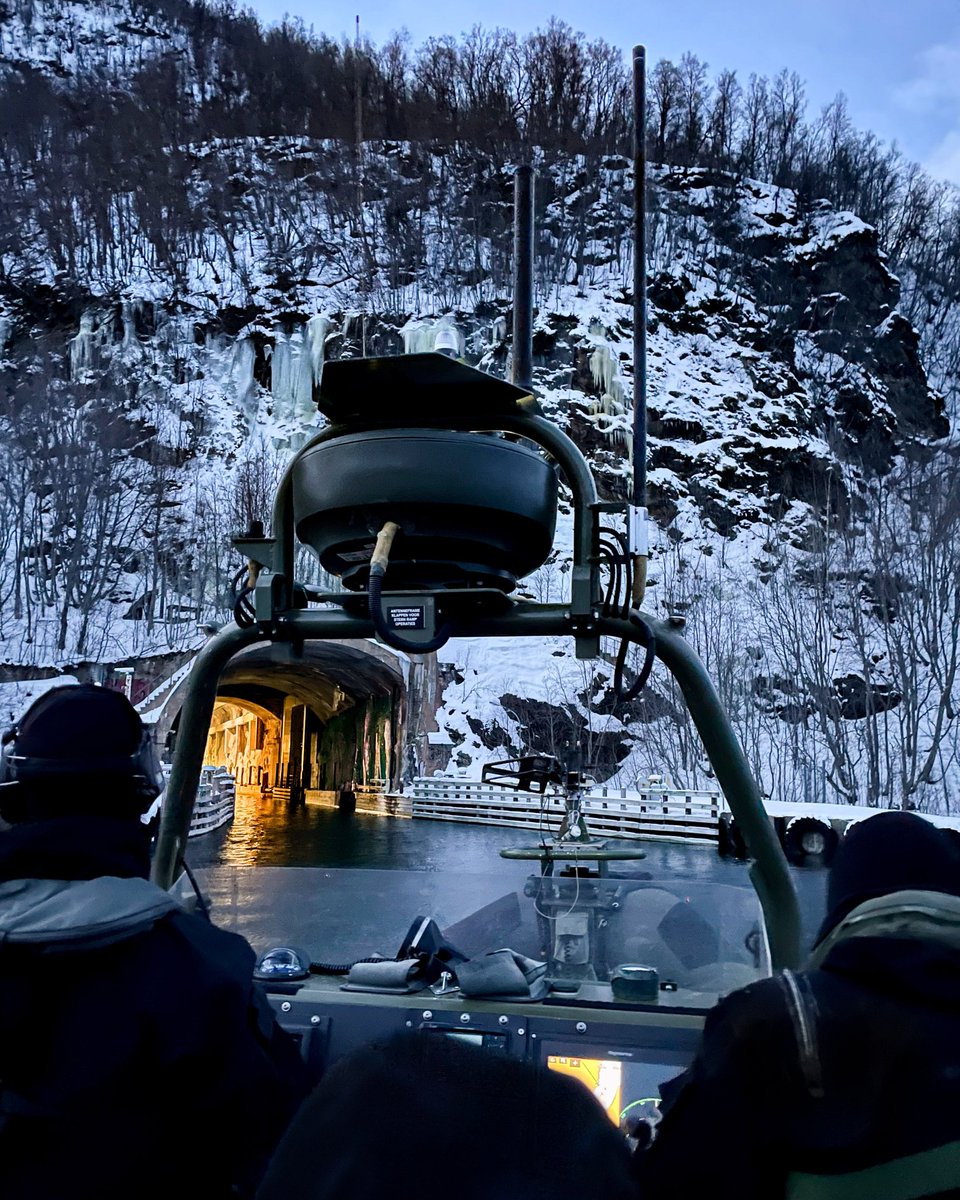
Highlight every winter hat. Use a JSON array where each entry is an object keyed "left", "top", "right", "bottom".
[
  {"left": 817, "top": 811, "right": 960, "bottom": 942},
  {"left": 0, "top": 684, "right": 162, "bottom": 821}
]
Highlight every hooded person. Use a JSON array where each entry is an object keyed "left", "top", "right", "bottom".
[
  {"left": 0, "top": 684, "right": 308, "bottom": 1200},
  {"left": 256, "top": 1030, "right": 639, "bottom": 1200},
  {"left": 635, "top": 810, "right": 960, "bottom": 1200}
]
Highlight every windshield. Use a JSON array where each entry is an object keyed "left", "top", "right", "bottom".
[{"left": 193, "top": 864, "right": 769, "bottom": 1009}]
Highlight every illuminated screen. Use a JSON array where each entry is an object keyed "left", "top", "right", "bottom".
[
  {"left": 548, "top": 1056, "right": 623, "bottom": 1123},
  {"left": 546, "top": 1053, "right": 686, "bottom": 1129}
]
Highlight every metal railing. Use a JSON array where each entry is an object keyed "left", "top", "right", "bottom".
[{"left": 402, "top": 778, "right": 720, "bottom": 844}]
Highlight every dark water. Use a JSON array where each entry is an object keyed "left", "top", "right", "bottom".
[{"left": 187, "top": 789, "right": 829, "bottom": 954}]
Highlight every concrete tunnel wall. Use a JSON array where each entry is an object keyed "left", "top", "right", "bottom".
[{"left": 154, "top": 639, "right": 436, "bottom": 799}]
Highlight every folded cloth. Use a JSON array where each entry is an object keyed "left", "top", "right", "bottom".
[
  {"left": 455, "top": 948, "right": 548, "bottom": 1000},
  {"left": 342, "top": 958, "right": 429, "bottom": 994}
]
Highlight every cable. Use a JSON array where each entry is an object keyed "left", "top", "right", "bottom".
[
  {"left": 613, "top": 611, "right": 656, "bottom": 702},
  {"left": 233, "top": 586, "right": 256, "bottom": 628},
  {"left": 230, "top": 566, "right": 256, "bottom": 628},
  {"left": 598, "top": 540, "right": 624, "bottom": 613},
  {"left": 367, "top": 521, "right": 456, "bottom": 653},
  {"left": 179, "top": 857, "right": 211, "bottom": 922},
  {"left": 309, "top": 956, "right": 389, "bottom": 976},
  {"left": 600, "top": 526, "right": 634, "bottom": 617},
  {"left": 531, "top": 784, "right": 583, "bottom": 924}
]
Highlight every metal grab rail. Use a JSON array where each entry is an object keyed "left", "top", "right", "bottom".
[
  {"left": 156, "top": 381, "right": 800, "bottom": 969},
  {"left": 151, "top": 604, "right": 801, "bottom": 969}
]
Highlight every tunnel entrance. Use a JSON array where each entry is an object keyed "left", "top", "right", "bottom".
[{"left": 169, "top": 640, "right": 408, "bottom": 805}]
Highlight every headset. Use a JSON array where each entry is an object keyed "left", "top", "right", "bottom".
[{"left": 0, "top": 690, "right": 165, "bottom": 822}]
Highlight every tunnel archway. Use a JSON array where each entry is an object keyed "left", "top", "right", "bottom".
[{"left": 164, "top": 639, "right": 409, "bottom": 803}]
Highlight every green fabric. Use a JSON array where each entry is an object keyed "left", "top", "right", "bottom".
[
  {"left": 787, "top": 1139, "right": 960, "bottom": 1200},
  {"left": 807, "top": 890, "right": 960, "bottom": 969}
]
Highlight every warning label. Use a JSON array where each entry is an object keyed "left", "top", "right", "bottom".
[{"left": 388, "top": 606, "right": 425, "bottom": 630}]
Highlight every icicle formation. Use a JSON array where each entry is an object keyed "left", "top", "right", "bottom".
[
  {"left": 586, "top": 321, "right": 632, "bottom": 454},
  {"left": 401, "top": 316, "right": 463, "bottom": 358},
  {"left": 230, "top": 338, "right": 258, "bottom": 421},
  {"left": 69, "top": 310, "right": 102, "bottom": 380},
  {"left": 269, "top": 315, "right": 332, "bottom": 425}
]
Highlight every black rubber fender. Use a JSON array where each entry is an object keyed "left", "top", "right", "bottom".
[
  {"left": 782, "top": 815, "right": 838, "bottom": 868},
  {"left": 718, "top": 812, "right": 749, "bottom": 860}
]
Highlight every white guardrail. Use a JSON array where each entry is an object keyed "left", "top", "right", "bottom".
[
  {"left": 187, "top": 767, "right": 236, "bottom": 838},
  {"left": 401, "top": 779, "right": 722, "bottom": 845}
]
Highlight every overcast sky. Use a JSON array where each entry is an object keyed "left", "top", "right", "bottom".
[{"left": 245, "top": 0, "right": 960, "bottom": 185}]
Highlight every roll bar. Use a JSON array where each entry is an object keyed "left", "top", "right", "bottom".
[{"left": 152, "top": 402, "right": 802, "bottom": 970}]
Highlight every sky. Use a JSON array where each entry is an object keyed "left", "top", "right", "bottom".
[{"left": 244, "top": 0, "right": 960, "bottom": 186}]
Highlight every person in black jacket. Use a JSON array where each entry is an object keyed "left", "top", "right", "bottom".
[
  {"left": 635, "top": 809, "right": 960, "bottom": 1199},
  {"left": 256, "top": 1030, "right": 639, "bottom": 1200},
  {"left": 0, "top": 684, "right": 308, "bottom": 1200}
]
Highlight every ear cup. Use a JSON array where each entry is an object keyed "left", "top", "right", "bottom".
[
  {"left": 0, "top": 725, "right": 18, "bottom": 786},
  {"left": 0, "top": 685, "right": 164, "bottom": 817},
  {"left": 133, "top": 728, "right": 165, "bottom": 804}
]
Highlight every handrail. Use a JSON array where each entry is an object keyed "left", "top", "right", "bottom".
[{"left": 152, "top": 602, "right": 801, "bottom": 969}]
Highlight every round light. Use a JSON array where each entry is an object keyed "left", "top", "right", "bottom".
[{"left": 254, "top": 946, "right": 311, "bottom": 981}]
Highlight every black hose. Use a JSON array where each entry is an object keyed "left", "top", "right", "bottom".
[
  {"left": 368, "top": 565, "right": 456, "bottom": 653},
  {"left": 309, "top": 956, "right": 388, "bottom": 976},
  {"left": 233, "top": 586, "right": 256, "bottom": 628},
  {"left": 613, "top": 611, "right": 656, "bottom": 702},
  {"left": 231, "top": 566, "right": 256, "bottom": 627}
]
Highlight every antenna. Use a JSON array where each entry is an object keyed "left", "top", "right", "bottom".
[
  {"left": 512, "top": 163, "right": 535, "bottom": 392},
  {"left": 355, "top": 13, "right": 368, "bottom": 354},
  {"left": 354, "top": 15, "right": 363, "bottom": 152},
  {"left": 631, "top": 45, "right": 649, "bottom": 604}
]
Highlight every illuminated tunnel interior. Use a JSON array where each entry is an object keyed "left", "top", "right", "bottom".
[{"left": 172, "top": 641, "right": 406, "bottom": 801}]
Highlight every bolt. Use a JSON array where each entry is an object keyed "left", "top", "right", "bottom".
[
  {"left": 520, "top": 1029, "right": 527, "bottom": 1037},
  {"left": 405, "top": 1020, "right": 413, "bottom": 1028},
  {"left": 310, "top": 1015, "right": 321, "bottom": 1025},
  {"left": 422, "top": 1010, "right": 433, "bottom": 1021},
  {"left": 498, "top": 1015, "right": 509, "bottom": 1026},
  {"left": 576, "top": 1021, "right": 587, "bottom": 1033},
  {"left": 280, "top": 1001, "right": 292, "bottom": 1013},
  {"left": 460, "top": 1013, "right": 471, "bottom": 1024}
]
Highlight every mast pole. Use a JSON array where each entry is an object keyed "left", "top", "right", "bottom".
[
  {"left": 631, "top": 45, "right": 649, "bottom": 603},
  {"left": 512, "top": 163, "right": 535, "bottom": 392}
]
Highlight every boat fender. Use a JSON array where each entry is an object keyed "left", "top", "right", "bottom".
[
  {"left": 718, "top": 813, "right": 749, "bottom": 860},
  {"left": 782, "top": 816, "right": 838, "bottom": 868}
]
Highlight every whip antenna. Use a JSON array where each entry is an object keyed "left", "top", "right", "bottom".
[
  {"left": 631, "top": 45, "right": 649, "bottom": 604},
  {"left": 512, "top": 163, "right": 535, "bottom": 391}
]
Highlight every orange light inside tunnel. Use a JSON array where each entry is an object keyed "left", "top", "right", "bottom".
[{"left": 204, "top": 701, "right": 282, "bottom": 791}]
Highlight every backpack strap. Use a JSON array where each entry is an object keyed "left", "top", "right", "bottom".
[{"left": 779, "top": 968, "right": 824, "bottom": 1100}]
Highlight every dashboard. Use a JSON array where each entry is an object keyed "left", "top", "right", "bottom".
[{"left": 265, "top": 975, "right": 704, "bottom": 1126}]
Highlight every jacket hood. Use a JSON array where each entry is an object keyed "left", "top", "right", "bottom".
[
  {"left": 813, "top": 890, "right": 960, "bottom": 1011},
  {"left": 0, "top": 876, "right": 180, "bottom": 952},
  {"left": 817, "top": 812, "right": 960, "bottom": 941}
]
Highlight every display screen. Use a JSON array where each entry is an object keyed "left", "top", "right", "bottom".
[
  {"left": 444, "top": 1031, "right": 485, "bottom": 1047},
  {"left": 546, "top": 1051, "right": 688, "bottom": 1130},
  {"left": 429, "top": 1029, "right": 509, "bottom": 1052}
]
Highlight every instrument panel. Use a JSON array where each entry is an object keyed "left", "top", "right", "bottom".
[{"left": 266, "top": 977, "right": 703, "bottom": 1125}]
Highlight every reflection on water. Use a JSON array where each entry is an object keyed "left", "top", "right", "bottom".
[{"left": 185, "top": 788, "right": 829, "bottom": 951}]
